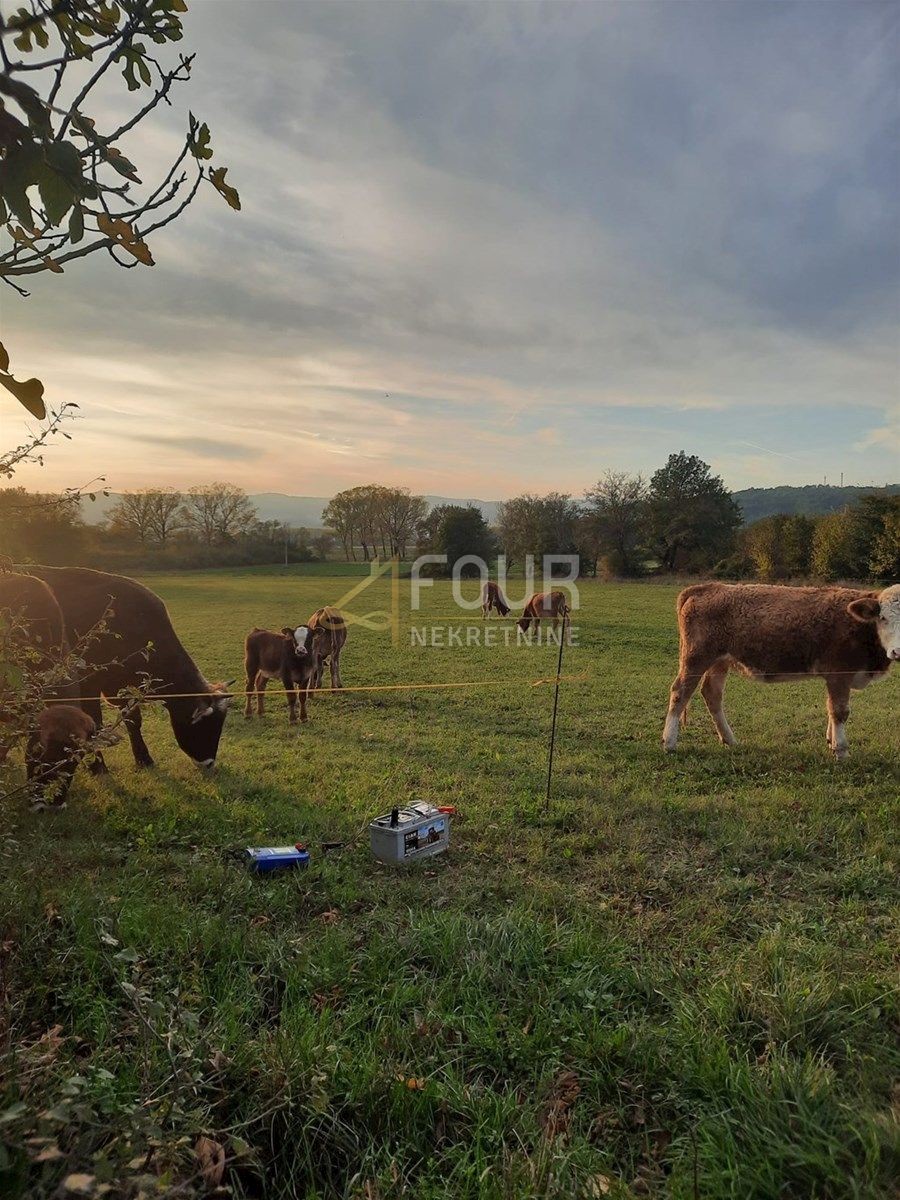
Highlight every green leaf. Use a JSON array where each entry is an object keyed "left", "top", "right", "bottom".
[
  {"left": 0, "top": 142, "right": 42, "bottom": 225},
  {"left": 209, "top": 166, "right": 240, "bottom": 211},
  {"left": 0, "top": 373, "right": 46, "bottom": 419},
  {"left": 0, "top": 343, "right": 8, "bottom": 372},
  {"left": 69, "top": 205, "right": 84, "bottom": 243},
  {"left": 189, "top": 121, "right": 213, "bottom": 161},
  {"left": 38, "top": 168, "right": 76, "bottom": 225}
]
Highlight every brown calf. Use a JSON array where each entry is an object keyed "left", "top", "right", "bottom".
[
  {"left": 518, "top": 590, "right": 570, "bottom": 634},
  {"left": 663, "top": 582, "right": 900, "bottom": 758},
  {"left": 26, "top": 705, "right": 116, "bottom": 807},
  {"left": 481, "top": 581, "right": 510, "bottom": 618},
  {"left": 243, "top": 624, "right": 322, "bottom": 723},
  {"left": 307, "top": 607, "right": 347, "bottom": 689}
]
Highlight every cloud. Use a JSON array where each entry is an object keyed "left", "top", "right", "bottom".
[
  {"left": 4, "top": 0, "right": 898, "bottom": 495},
  {"left": 132, "top": 435, "right": 264, "bottom": 462}
]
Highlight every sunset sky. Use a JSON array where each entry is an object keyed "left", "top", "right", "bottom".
[{"left": 6, "top": 0, "right": 898, "bottom": 499}]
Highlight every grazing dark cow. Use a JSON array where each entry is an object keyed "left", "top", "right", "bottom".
[
  {"left": 518, "top": 590, "right": 570, "bottom": 634},
  {"left": 26, "top": 705, "right": 118, "bottom": 807},
  {"left": 0, "top": 573, "right": 79, "bottom": 764},
  {"left": 307, "top": 607, "right": 347, "bottom": 688},
  {"left": 26, "top": 566, "right": 232, "bottom": 769},
  {"left": 481, "top": 581, "right": 510, "bottom": 618},
  {"left": 244, "top": 624, "right": 322, "bottom": 723},
  {"left": 663, "top": 582, "right": 900, "bottom": 759}
]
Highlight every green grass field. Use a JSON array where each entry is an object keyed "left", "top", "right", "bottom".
[{"left": 2, "top": 568, "right": 898, "bottom": 1199}]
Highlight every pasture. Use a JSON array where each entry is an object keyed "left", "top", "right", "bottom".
[{"left": 1, "top": 568, "right": 898, "bottom": 1199}]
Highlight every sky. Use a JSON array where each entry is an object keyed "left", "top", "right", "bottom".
[{"left": 5, "top": 0, "right": 899, "bottom": 499}]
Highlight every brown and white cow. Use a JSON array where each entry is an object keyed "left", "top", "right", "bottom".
[
  {"left": 518, "top": 590, "right": 570, "bottom": 634},
  {"left": 307, "top": 607, "right": 347, "bottom": 689},
  {"left": 243, "top": 624, "right": 323, "bottom": 723},
  {"left": 663, "top": 582, "right": 900, "bottom": 759},
  {"left": 481, "top": 581, "right": 510, "bottom": 618}
]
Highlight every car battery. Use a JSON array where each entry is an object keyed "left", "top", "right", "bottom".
[
  {"left": 244, "top": 843, "right": 311, "bottom": 873},
  {"left": 369, "top": 803, "right": 452, "bottom": 864}
]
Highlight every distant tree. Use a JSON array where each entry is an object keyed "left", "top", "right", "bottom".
[
  {"left": 647, "top": 452, "right": 741, "bottom": 572},
  {"left": 381, "top": 487, "right": 428, "bottom": 557},
  {"left": 582, "top": 471, "right": 647, "bottom": 576},
  {"left": 146, "top": 488, "right": 183, "bottom": 544},
  {"left": 107, "top": 490, "right": 156, "bottom": 543},
  {"left": 743, "top": 514, "right": 814, "bottom": 580},
  {"left": 496, "top": 492, "right": 579, "bottom": 568},
  {"left": 312, "top": 530, "right": 336, "bottom": 560},
  {"left": 0, "top": 486, "right": 87, "bottom": 563},
  {"left": 433, "top": 505, "right": 495, "bottom": 574},
  {"left": 869, "top": 500, "right": 900, "bottom": 580},
  {"left": 181, "top": 483, "right": 256, "bottom": 545},
  {"left": 810, "top": 509, "right": 862, "bottom": 581}
]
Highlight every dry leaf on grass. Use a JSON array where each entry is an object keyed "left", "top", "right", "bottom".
[
  {"left": 539, "top": 1069, "right": 581, "bottom": 1141},
  {"left": 195, "top": 1136, "right": 226, "bottom": 1187},
  {"left": 61, "top": 1176, "right": 96, "bottom": 1196}
]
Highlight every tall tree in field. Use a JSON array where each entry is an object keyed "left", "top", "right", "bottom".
[
  {"left": 647, "top": 452, "right": 740, "bottom": 571},
  {"left": 433, "top": 505, "right": 495, "bottom": 574},
  {"left": 108, "top": 490, "right": 157, "bottom": 543},
  {"left": 181, "top": 483, "right": 256, "bottom": 545},
  {"left": 496, "top": 492, "right": 579, "bottom": 568},
  {"left": 146, "top": 488, "right": 183, "bottom": 543},
  {"left": 582, "top": 471, "right": 647, "bottom": 576}
]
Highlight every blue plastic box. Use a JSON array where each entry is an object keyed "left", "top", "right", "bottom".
[{"left": 244, "top": 844, "right": 311, "bottom": 873}]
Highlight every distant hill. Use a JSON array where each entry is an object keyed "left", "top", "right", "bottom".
[
  {"left": 80, "top": 492, "right": 501, "bottom": 528},
  {"left": 733, "top": 484, "right": 899, "bottom": 524}
]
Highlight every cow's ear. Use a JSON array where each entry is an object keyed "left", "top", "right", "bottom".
[
  {"left": 848, "top": 597, "right": 880, "bottom": 623},
  {"left": 281, "top": 627, "right": 294, "bottom": 638}
]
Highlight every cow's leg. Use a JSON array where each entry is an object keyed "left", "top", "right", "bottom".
[
  {"left": 81, "top": 697, "right": 109, "bottom": 774},
  {"left": 244, "top": 663, "right": 255, "bottom": 718},
  {"left": 663, "top": 657, "right": 708, "bottom": 751},
  {"left": 121, "top": 702, "right": 154, "bottom": 768},
  {"left": 700, "top": 662, "right": 736, "bottom": 746},
  {"left": 331, "top": 650, "right": 342, "bottom": 689},
  {"left": 825, "top": 678, "right": 851, "bottom": 760},
  {"left": 283, "top": 674, "right": 299, "bottom": 724},
  {"left": 255, "top": 672, "right": 268, "bottom": 717}
]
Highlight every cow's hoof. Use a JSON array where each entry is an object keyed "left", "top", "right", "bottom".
[
  {"left": 135, "top": 758, "right": 155, "bottom": 770},
  {"left": 89, "top": 758, "right": 109, "bottom": 776},
  {"left": 662, "top": 741, "right": 677, "bottom": 753},
  {"left": 833, "top": 750, "right": 849, "bottom": 762}
]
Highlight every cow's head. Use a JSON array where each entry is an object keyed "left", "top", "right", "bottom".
[
  {"left": 848, "top": 584, "right": 900, "bottom": 661},
  {"left": 170, "top": 681, "right": 233, "bottom": 768},
  {"left": 282, "top": 625, "right": 312, "bottom": 659}
]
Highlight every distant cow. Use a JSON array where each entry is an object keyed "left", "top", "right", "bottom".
[
  {"left": 26, "top": 566, "right": 232, "bottom": 769},
  {"left": 26, "top": 705, "right": 118, "bottom": 807},
  {"left": 518, "top": 590, "right": 570, "bottom": 634},
  {"left": 663, "top": 582, "right": 900, "bottom": 759},
  {"left": 481, "top": 581, "right": 510, "bottom": 618},
  {"left": 307, "top": 607, "right": 347, "bottom": 689},
  {"left": 244, "top": 624, "right": 323, "bottom": 723}
]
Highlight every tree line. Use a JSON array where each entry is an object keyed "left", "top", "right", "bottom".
[
  {"left": 2, "top": 454, "right": 896, "bottom": 581},
  {"left": 0, "top": 483, "right": 335, "bottom": 570}
]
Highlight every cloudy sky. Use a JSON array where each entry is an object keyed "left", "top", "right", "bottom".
[{"left": 7, "top": 0, "right": 899, "bottom": 498}]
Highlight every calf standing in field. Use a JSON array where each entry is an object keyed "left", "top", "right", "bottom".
[
  {"left": 663, "top": 582, "right": 900, "bottom": 759},
  {"left": 243, "top": 625, "right": 322, "bottom": 723},
  {"left": 307, "top": 607, "right": 347, "bottom": 689},
  {"left": 481, "top": 581, "right": 510, "bottom": 618},
  {"left": 518, "top": 590, "right": 570, "bottom": 634}
]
